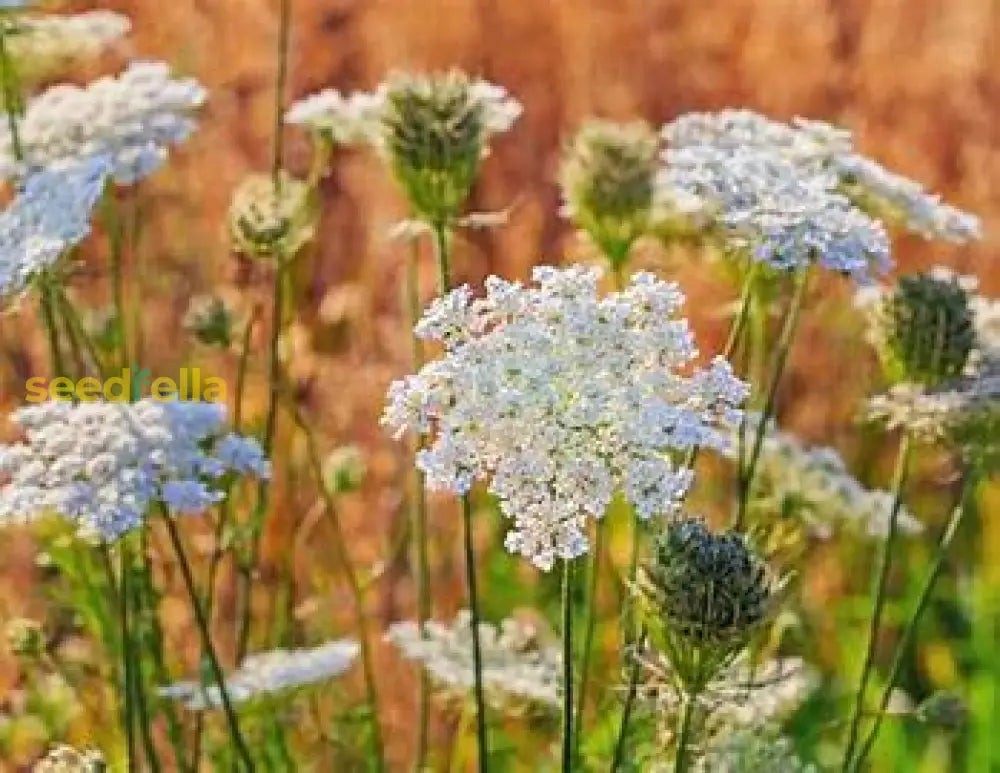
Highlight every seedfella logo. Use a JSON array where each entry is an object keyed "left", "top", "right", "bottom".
[{"left": 25, "top": 366, "right": 227, "bottom": 403}]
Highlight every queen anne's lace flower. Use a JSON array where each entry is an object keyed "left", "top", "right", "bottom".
[
  {"left": 692, "top": 725, "right": 816, "bottom": 773},
  {"left": 656, "top": 110, "right": 980, "bottom": 280},
  {"left": 159, "top": 639, "right": 358, "bottom": 710},
  {"left": 386, "top": 612, "right": 561, "bottom": 708},
  {"left": 0, "top": 399, "right": 270, "bottom": 541},
  {"left": 383, "top": 265, "right": 747, "bottom": 569},
  {"left": 0, "top": 154, "right": 109, "bottom": 303},
  {"left": 284, "top": 88, "right": 384, "bottom": 144},
  {"left": 864, "top": 383, "right": 967, "bottom": 441},
  {"left": 0, "top": 61, "right": 206, "bottom": 184},
  {"left": 2, "top": 11, "right": 130, "bottom": 84},
  {"left": 745, "top": 429, "right": 922, "bottom": 538},
  {"left": 32, "top": 745, "right": 106, "bottom": 773}
]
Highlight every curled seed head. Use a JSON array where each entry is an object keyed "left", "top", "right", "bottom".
[
  {"left": 183, "top": 294, "right": 236, "bottom": 348},
  {"left": 5, "top": 617, "right": 45, "bottom": 658},
  {"left": 881, "top": 272, "right": 975, "bottom": 386},
  {"left": 560, "top": 119, "right": 658, "bottom": 265},
  {"left": 228, "top": 171, "right": 317, "bottom": 259}
]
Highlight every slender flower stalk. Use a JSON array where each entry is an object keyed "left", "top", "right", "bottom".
[
  {"left": 610, "top": 633, "right": 644, "bottom": 772},
  {"left": 848, "top": 472, "right": 975, "bottom": 771},
  {"left": 119, "top": 543, "right": 138, "bottom": 771},
  {"left": 672, "top": 695, "right": 697, "bottom": 773},
  {"left": 573, "top": 517, "right": 603, "bottom": 761},
  {"left": 734, "top": 266, "right": 811, "bottom": 529},
  {"left": 841, "top": 431, "right": 913, "bottom": 767},
  {"left": 161, "top": 508, "right": 254, "bottom": 770},
  {"left": 406, "top": 240, "right": 433, "bottom": 769},
  {"left": 561, "top": 559, "right": 574, "bottom": 773},
  {"left": 285, "top": 393, "right": 385, "bottom": 770}
]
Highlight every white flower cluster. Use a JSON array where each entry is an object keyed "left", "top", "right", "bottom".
[
  {"left": 749, "top": 429, "right": 922, "bottom": 539},
  {"left": 0, "top": 61, "right": 206, "bottom": 184},
  {"left": 285, "top": 73, "right": 521, "bottom": 152},
  {"left": 160, "top": 639, "right": 358, "bottom": 710},
  {"left": 383, "top": 265, "right": 747, "bottom": 570},
  {"left": 864, "top": 382, "right": 967, "bottom": 441},
  {"left": 656, "top": 110, "right": 980, "bottom": 279},
  {"left": 3, "top": 11, "right": 130, "bottom": 84},
  {"left": 0, "top": 399, "right": 270, "bottom": 541},
  {"left": 32, "top": 745, "right": 105, "bottom": 773},
  {"left": 0, "top": 154, "right": 109, "bottom": 302},
  {"left": 385, "top": 612, "right": 561, "bottom": 709},
  {"left": 693, "top": 726, "right": 817, "bottom": 773}
]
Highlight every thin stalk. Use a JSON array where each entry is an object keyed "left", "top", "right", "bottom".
[
  {"left": 431, "top": 218, "right": 489, "bottom": 771},
  {"left": 561, "top": 559, "right": 574, "bottom": 773},
  {"left": 574, "top": 518, "right": 605, "bottom": 761},
  {"left": 610, "top": 632, "right": 644, "bottom": 772},
  {"left": 842, "top": 432, "right": 913, "bottom": 768},
  {"left": 0, "top": 24, "right": 24, "bottom": 159},
  {"left": 271, "top": 0, "right": 292, "bottom": 189},
  {"left": 127, "top": 566, "right": 162, "bottom": 773},
  {"left": 733, "top": 267, "right": 810, "bottom": 530},
  {"left": 407, "top": 240, "right": 432, "bottom": 770},
  {"left": 286, "top": 396, "right": 385, "bottom": 770},
  {"left": 848, "top": 473, "right": 974, "bottom": 772},
  {"left": 101, "top": 192, "right": 130, "bottom": 370},
  {"left": 673, "top": 694, "right": 697, "bottom": 773},
  {"left": 38, "top": 278, "right": 68, "bottom": 379},
  {"left": 161, "top": 509, "right": 254, "bottom": 770},
  {"left": 119, "top": 545, "right": 138, "bottom": 771}
]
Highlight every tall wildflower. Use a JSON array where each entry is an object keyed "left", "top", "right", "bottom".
[
  {"left": 383, "top": 265, "right": 747, "bottom": 570},
  {"left": 560, "top": 119, "right": 659, "bottom": 266},
  {"left": 0, "top": 398, "right": 270, "bottom": 541},
  {"left": 0, "top": 154, "right": 108, "bottom": 303},
  {"left": 0, "top": 61, "right": 206, "bottom": 184},
  {"left": 1, "top": 11, "right": 129, "bottom": 85}
]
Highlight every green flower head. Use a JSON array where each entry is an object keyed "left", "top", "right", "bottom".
[{"left": 228, "top": 171, "right": 317, "bottom": 259}]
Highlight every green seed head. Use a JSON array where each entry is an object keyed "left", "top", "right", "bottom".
[
  {"left": 4, "top": 617, "right": 45, "bottom": 658},
  {"left": 228, "top": 171, "right": 317, "bottom": 259},
  {"left": 915, "top": 691, "right": 968, "bottom": 731},
  {"left": 560, "top": 119, "right": 658, "bottom": 265},
  {"left": 183, "top": 294, "right": 235, "bottom": 348},
  {"left": 382, "top": 70, "right": 488, "bottom": 224},
  {"left": 881, "top": 273, "right": 975, "bottom": 386},
  {"left": 643, "top": 519, "right": 772, "bottom": 654},
  {"left": 323, "top": 445, "right": 367, "bottom": 495}
]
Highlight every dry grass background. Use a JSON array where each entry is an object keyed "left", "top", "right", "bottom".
[{"left": 1, "top": 0, "right": 999, "bottom": 768}]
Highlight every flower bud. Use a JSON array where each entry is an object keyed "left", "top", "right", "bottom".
[
  {"left": 381, "top": 71, "right": 491, "bottom": 224},
  {"left": 880, "top": 272, "right": 975, "bottom": 386},
  {"left": 641, "top": 518, "right": 772, "bottom": 681},
  {"left": 183, "top": 294, "right": 235, "bottom": 348},
  {"left": 4, "top": 617, "right": 45, "bottom": 658},
  {"left": 323, "top": 445, "right": 366, "bottom": 495},
  {"left": 33, "top": 745, "right": 106, "bottom": 773},
  {"left": 560, "top": 120, "right": 658, "bottom": 266},
  {"left": 915, "top": 690, "right": 967, "bottom": 731},
  {"left": 228, "top": 171, "right": 317, "bottom": 259}
]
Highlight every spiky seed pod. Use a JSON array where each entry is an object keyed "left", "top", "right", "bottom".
[
  {"left": 880, "top": 273, "right": 976, "bottom": 386},
  {"left": 560, "top": 119, "right": 658, "bottom": 266},
  {"left": 4, "top": 617, "right": 45, "bottom": 658},
  {"left": 640, "top": 519, "right": 772, "bottom": 689},
  {"left": 915, "top": 691, "right": 968, "bottom": 731},
  {"left": 183, "top": 294, "right": 235, "bottom": 348},
  {"left": 381, "top": 71, "right": 488, "bottom": 224},
  {"left": 323, "top": 445, "right": 367, "bottom": 495},
  {"left": 228, "top": 171, "right": 317, "bottom": 259}
]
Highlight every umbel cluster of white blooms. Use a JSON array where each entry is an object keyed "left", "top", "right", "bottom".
[
  {"left": 284, "top": 70, "right": 522, "bottom": 154},
  {"left": 749, "top": 428, "right": 922, "bottom": 539},
  {"left": 0, "top": 60, "right": 206, "bottom": 184},
  {"left": 0, "top": 399, "right": 270, "bottom": 542},
  {"left": 2, "top": 11, "right": 130, "bottom": 84},
  {"left": 159, "top": 639, "right": 359, "bottom": 710},
  {"left": 386, "top": 612, "right": 561, "bottom": 709},
  {"left": 0, "top": 154, "right": 109, "bottom": 303},
  {"left": 383, "top": 265, "right": 748, "bottom": 570},
  {"left": 655, "top": 110, "right": 980, "bottom": 281}
]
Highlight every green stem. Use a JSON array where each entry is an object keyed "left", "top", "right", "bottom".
[
  {"left": 574, "top": 518, "right": 605, "bottom": 761},
  {"left": 610, "top": 632, "right": 644, "bottom": 772},
  {"left": 127, "top": 563, "right": 162, "bottom": 773},
  {"left": 407, "top": 242, "right": 433, "bottom": 771},
  {"left": 673, "top": 693, "right": 697, "bottom": 773},
  {"left": 842, "top": 432, "right": 913, "bottom": 769},
  {"left": 271, "top": 0, "right": 292, "bottom": 190},
  {"left": 119, "top": 544, "right": 138, "bottom": 771},
  {"left": 848, "top": 473, "right": 974, "bottom": 772},
  {"left": 38, "top": 277, "right": 68, "bottom": 379},
  {"left": 161, "top": 509, "right": 255, "bottom": 770},
  {"left": 0, "top": 25, "right": 24, "bottom": 160},
  {"left": 562, "top": 559, "right": 574, "bottom": 773},
  {"left": 102, "top": 192, "right": 130, "bottom": 371},
  {"left": 733, "top": 266, "right": 810, "bottom": 530},
  {"left": 287, "top": 397, "right": 385, "bottom": 771}
]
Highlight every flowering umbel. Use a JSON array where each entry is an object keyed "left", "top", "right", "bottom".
[
  {"left": 380, "top": 70, "right": 520, "bottom": 224},
  {"left": 32, "top": 746, "right": 106, "bottom": 773},
  {"left": 639, "top": 519, "right": 773, "bottom": 690},
  {"left": 228, "top": 171, "right": 317, "bottom": 259},
  {"left": 560, "top": 119, "right": 658, "bottom": 265},
  {"left": 383, "top": 265, "right": 747, "bottom": 570},
  {"left": 183, "top": 294, "right": 236, "bottom": 348}
]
